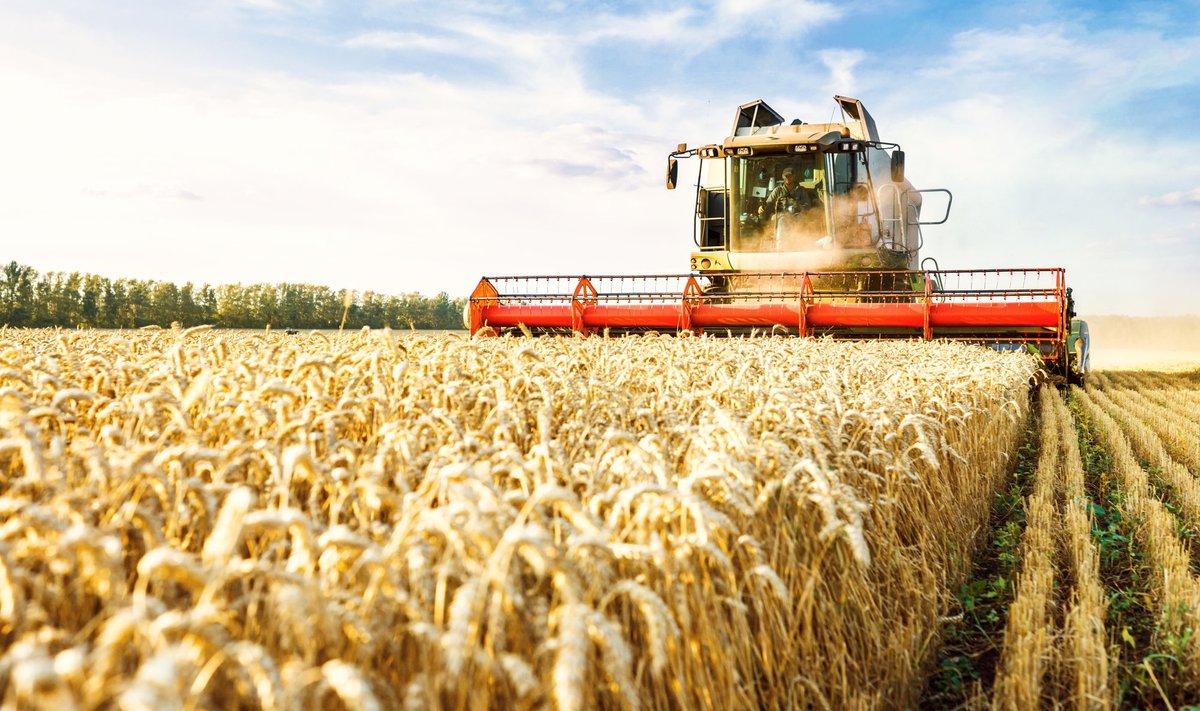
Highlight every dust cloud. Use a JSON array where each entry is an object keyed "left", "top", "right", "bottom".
[{"left": 1084, "top": 315, "right": 1200, "bottom": 371}]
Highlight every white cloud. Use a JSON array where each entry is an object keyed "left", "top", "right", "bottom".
[
  {"left": 819, "top": 49, "right": 865, "bottom": 96},
  {"left": 926, "top": 22, "right": 1200, "bottom": 101},
  {"left": 221, "top": 0, "right": 324, "bottom": 14},
  {"left": 712, "top": 0, "right": 842, "bottom": 36},
  {"left": 578, "top": 8, "right": 697, "bottom": 44},
  {"left": 943, "top": 23, "right": 1078, "bottom": 73},
  {"left": 342, "top": 30, "right": 463, "bottom": 53},
  {"left": 1141, "top": 188, "right": 1200, "bottom": 207},
  {"left": 0, "top": 7, "right": 711, "bottom": 296},
  {"left": 521, "top": 123, "right": 648, "bottom": 184},
  {"left": 857, "top": 21, "right": 1200, "bottom": 315},
  {"left": 82, "top": 184, "right": 203, "bottom": 202},
  {"left": 2, "top": 2, "right": 1199, "bottom": 317},
  {"left": 348, "top": 2, "right": 842, "bottom": 65}
]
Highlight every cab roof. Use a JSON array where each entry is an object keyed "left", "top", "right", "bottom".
[{"left": 725, "top": 96, "right": 881, "bottom": 151}]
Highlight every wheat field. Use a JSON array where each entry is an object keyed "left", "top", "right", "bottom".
[
  {"left": 926, "top": 368, "right": 1200, "bottom": 709},
  {"left": 0, "top": 327, "right": 1046, "bottom": 710}
]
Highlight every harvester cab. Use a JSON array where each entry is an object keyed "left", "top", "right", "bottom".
[
  {"left": 468, "top": 95, "right": 1090, "bottom": 385},
  {"left": 670, "top": 96, "right": 943, "bottom": 279}
]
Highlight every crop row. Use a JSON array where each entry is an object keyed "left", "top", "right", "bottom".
[
  {"left": 925, "top": 366, "right": 1200, "bottom": 709},
  {"left": 987, "top": 385, "right": 1109, "bottom": 708},
  {"left": 939, "top": 369, "right": 1200, "bottom": 709}
]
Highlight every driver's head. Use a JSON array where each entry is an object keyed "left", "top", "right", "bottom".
[{"left": 781, "top": 167, "right": 796, "bottom": 186}]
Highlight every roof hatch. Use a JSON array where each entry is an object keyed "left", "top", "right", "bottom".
[{"left": 731, "top": 100, "right": 786, "bottom": 136}]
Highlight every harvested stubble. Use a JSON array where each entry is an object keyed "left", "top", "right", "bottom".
[
  {"left": 0, "top": 328, "right": 1038, "bottom": 710},
  {"left": 1055, "top": 390, "right": 1109, "bottom": 710},
  {"left": 971, "top": 387, "right": 1110, "bottom": 711},
  {"left": 992, "top": 387, "right": 1062, "bottom": 710},
  {"left": 1088, "top": 387, "right": 1200, "bottom": 534},
  {"left": 1073, "top": 386, "right": 1200, "bottom": 693},
  {"left": 1102, "top": 384, "right": 1200, "bottom": 474}
]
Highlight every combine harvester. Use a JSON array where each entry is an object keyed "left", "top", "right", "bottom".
[{"left": 467, "top": 96, "right": 1090, "bottom": 384}]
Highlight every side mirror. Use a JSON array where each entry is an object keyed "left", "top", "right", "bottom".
[
  {"left": 890, "top": 150, "right": 905, "bottom": 183},
  {"left": 666, "top": 158, "right": 679, "bottom": 190}
]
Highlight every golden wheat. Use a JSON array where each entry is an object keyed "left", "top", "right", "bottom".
[
  {"left": 1107, "top": 386, "right": 1200, "bottom": 473},
  {"left": 0, "top": 328, "right": 1038, "bottom": 709}
]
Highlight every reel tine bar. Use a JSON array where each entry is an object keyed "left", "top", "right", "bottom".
[{"left": 468, "top": 268, "right": 1068, "bottom": 359}]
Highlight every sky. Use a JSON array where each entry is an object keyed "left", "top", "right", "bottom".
[{"left": 1, "top": 0, "right": 1199, "bottom": 315}]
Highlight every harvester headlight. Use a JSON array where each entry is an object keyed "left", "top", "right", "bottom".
[
  {"left": 734, "top": 147, "right": 752, "bottom": 156},
  {"left": 792, "top": 144, "right": 810, "bottom": 153},
  {"left": 691, "top": 258, "right": 697, "bottom": 269},
  {"left": 699, "top": 146, "right": 720, "bottom": 158},
  {"left": 701, "top": 258, "right": 711, "bottom": 269}
]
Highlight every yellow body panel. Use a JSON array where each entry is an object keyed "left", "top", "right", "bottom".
[{"left": 690, "top": 248, "right": 892, "bottom": 273}]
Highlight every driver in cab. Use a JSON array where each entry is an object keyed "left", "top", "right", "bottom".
[{"left": 759, "top": 167, "right": 820, "bottom": 218}]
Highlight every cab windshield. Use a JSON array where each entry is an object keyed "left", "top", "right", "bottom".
[{"left": 728, "top": 152, "right": 876, "bottom": 252}]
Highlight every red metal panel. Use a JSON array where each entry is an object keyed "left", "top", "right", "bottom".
[
  {"left": 691, "top": 303, "right": 802, "bottom": 328},
  {"left": 481, "top": 300, "right": 1062, "bottom": 332},
  {"left": 572, "top": 277, "right": 598, "bottom": 335},
  {"left": 479, "top": 305, "right": 573, "bottom": 328},
  {"left": 581, "top": 305, "right": 684, "bottom": 329},
  {"left": 807, "top": 303, "right": 924, "bottom": 328},
  {"left": 929, "top": 302, "right": 1059, "bottom": 328},
  {"left": 922, "top": 277, "right": 932, "bottom": 340},
  {"left": 467, "top": 278, "right": 500, "bottom": 334},
  {"left": 470, "top": 270, "right": 1070, "bottom": 355}
]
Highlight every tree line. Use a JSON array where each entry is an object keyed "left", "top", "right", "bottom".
[{"left": 0, "top": 261, "right": 466, "bottom": 330}]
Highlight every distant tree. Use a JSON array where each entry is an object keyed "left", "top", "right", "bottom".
[
  {"left": 125, "top": 280, "right": 152, "bottom": 327},
  {"left": 151, "top": 281, "right": 181, "bottom": 325},
  {"left": 179, "top": 282, "right": 200, "bottom": 326},
  {"left": 47, "top": 272, "right": 82, "bottom": 327},
  {"left": 32, "top": 277, "right": 54, "bottom": 327},
  {"left": 1, "top": 261, "right": 36, "bottom": 326},
  {"left": 427, "top": 292, "right": 460, "bottom": 329},
  {"left": 0, "top": 260, "right": 467, "bottom": 330},
  {"left": 102, "top": 280, "right": 121, "bottom": 327},
  {"left": 198, "top": 285, "right": 218, "bottom": 323},
  {"left": 81, "top": 274, "right": 104, "bottom": 327}
]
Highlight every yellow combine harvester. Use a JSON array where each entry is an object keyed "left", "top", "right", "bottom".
[{"left": 468, "top": 95, "right": 1090, "bottom": 384}]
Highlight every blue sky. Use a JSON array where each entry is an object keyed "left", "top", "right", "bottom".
[{"left": 2, "top": 0, "right": 1198, "bottom": 315}]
